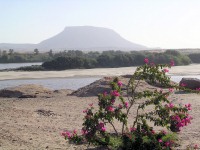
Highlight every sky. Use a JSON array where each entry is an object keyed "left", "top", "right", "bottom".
[{"left": 0, "top": 0, "right": 200, "bottom": 49}]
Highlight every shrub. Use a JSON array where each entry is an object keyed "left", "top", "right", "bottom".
[{"left": 62, "top": 59, "right": 194, "bottom": 149}]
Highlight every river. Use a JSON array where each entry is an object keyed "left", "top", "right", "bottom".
[
  {"left": 0, "top": 63, "right": 200, "bottom": 90},
  {"left": 0, "top": 62, "right": 42, "bottom": 70},
  {"left": 0, "top": 77, "right": 101, "bottom": 90}
]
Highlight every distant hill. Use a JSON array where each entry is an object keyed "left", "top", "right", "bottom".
[
  {"left": 0, "top": 26, "right": 147, "bottom": 52},
  {"left": 0, "top": 43, "right": 36, "bottom": 52}
]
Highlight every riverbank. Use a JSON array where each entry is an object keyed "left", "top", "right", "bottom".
[{"left": 0, "top": 64, "right": 200, "bottom": 81}]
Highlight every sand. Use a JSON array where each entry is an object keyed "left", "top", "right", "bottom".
[
  {"left": 0, "top": 65, "right": 200, "bottom": 149},
  {"left": 0, "top": 80, "right": 200, "bottom": 150},
  {"left": 0, "top": 94, "right": 94, "bottom": 150},
  {"left": 0, "top": 64, "right": 200, "bottom": 81},
  {"left": 0, "top": 92, "right": 200, "bottom": 150}
]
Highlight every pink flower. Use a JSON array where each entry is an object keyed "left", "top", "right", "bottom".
[
  {"left": 66, "top": 132, "right": 71, "bottom": 138},
  {"left": 177, "top": 122, "right": 184, "bottom": 128},
  {"left": 101, "top": 127, "right": 106, "bottom": 132},
  {"left": 98, "top": 122, "right": 106, "bottom": 132},
  {"left": 117, "top": 81, "right": 123, "bottom": 87},
  {"left": 98, "top": 122, "right": 104, "bottom": 128},
  {"left": 171, "top": 113, "right": 192, "bottom": 131},
  {"left": 169, "top": 88, "right": 174, "bottom": 93},
  {"left": 144, "top": 58, "right": 149, "bottom": 64},
  {"left": 165, "top": 141, "right": 170, "bottom": 147},
  {"left": 81, "top": 129, "right": 88, "bottom": 135},
  {"left": 106, "top": 106, "right": 114, "bottom": 112},
  {"left": 194, "top": 144, "right": 199, "bottom": 149},
  {"left": 111, "top": 99, "right": 115, "bottom": 104},
  {"left": 168, "top": 102, "right": 174, "bottom": 108},
  {"left": 73, "top": 129, "right": 77, "bottom": 134},
  {"left": 163, "top": 68, "right": 169, "bottom": 73},
  {"left": 124, "top": 102, "right": 129, "bottom": 108},
  {"left": 185, "top": 118, "right": 190, "bottom": 124},
  {"left": 196, "top": 88, "right": 200, "bottom": 91},
  {"left": 61, "top": 131, "right": 66, "bottom": 137},
  {"left": 118, "top": 104, "right": 123, "bottom": 109},
  {"left": 61, "top": 131, "right": 71, "bottom": 138},
  {"left": 130, "top": 127, "right": 136, "bottom": 132},
  {"left": 185, "top": 103, "right": 192, "bottom": 110},
  {"left": 158, "top": 139, "right": 162, "bottom": 143},
  {"left": 185, "top": 115, "right": 192, "bottom": 124},
  {"left": 111, "top": 90, "right": 120, "bottom": 97},
  {"left": 170, "top": 60, "right": 175, "bottom": 66},
  {"left": 83, "top": 109, "right": 88, "bottom": 113}
]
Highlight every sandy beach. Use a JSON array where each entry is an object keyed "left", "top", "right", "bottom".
[{"left": 0, "top": 64, "right": 200, "bottom": 81}]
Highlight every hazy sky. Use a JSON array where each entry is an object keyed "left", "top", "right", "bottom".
[{"left": 0, "top": 0, "right": 200, "bottom": 49}]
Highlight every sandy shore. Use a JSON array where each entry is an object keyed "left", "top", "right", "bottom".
[
  {"left": 0, "top": 92, "right": 200, "bottom": 150},
  {"left": 0, "top": 64, "right": 200, "bottom": 80}
]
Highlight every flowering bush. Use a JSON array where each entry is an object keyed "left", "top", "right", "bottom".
[{"left": 62, "top": 59, "right": 194, "bottom": 149}]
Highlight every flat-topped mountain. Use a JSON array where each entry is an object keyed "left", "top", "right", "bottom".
[
  {"left": 0, "top": 26, "right": 147, "bottom": 51},
  {"left": 38, "top": 26, "right": 147, "bottom": 51}
]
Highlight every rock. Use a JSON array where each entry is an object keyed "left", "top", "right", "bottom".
[
  {"left": 0, "top": 84, "right": 53, "bottom": 98},
  {"left": 179, "top": 78, "right": 200, "bottom": 90},
  {"left": 0, "top": 90, "right": 22, "bottom": 98},
  {"left": 19, "top": 95, "right": 37, "bottom": 98},
  {"left": 71, "top": 75, "right": 160, "bottom": 97},
  {"left": 71, "top": 78, "right": 112, "bottom": 97},
  {"left": 36, "top": 109, "right": 55, "bottom": 117},
  {"left": 53, "top": 89, "right": 74, "bottom": 95}
]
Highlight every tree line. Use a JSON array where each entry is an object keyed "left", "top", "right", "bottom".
[
  {"left": 188, "top": 53, "right": 200, "bottom": 63},
  {"left": 1, "top": 49, "right": 199, "bottom": 71},
  {"left": 0, "top": 49, "right": 52, "bottom": 63},
  {"left": 42, "top": 50, "right": 192, "bottom": 70}
]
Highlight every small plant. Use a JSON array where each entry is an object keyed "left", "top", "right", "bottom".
[{"left": 62, "top": 59, "right": 194, "bottom": 149}]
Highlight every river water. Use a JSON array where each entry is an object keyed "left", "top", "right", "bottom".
[
  {"left": 0, "top": 62, "right": 42, "bottom": 70},
  {"left": 0, "top": 63, "right": 101, "bottom": 90},
  {"left": 0, "top": 77, "right": 101, "bottom": 90}
]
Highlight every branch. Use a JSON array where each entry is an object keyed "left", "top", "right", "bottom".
[
  {"left": 109, "top": 121, "right": 118, "bottom": 135},
  {"left": 132, "top": 105, "right": 140, "bottom": 128},
  {"left": 122, "top": 79, "right": 141, "bottom": 134}
]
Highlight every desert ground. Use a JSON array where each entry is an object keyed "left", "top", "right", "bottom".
[{"left": 0, "top": 65, "right": 200, "bottom": 150}]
